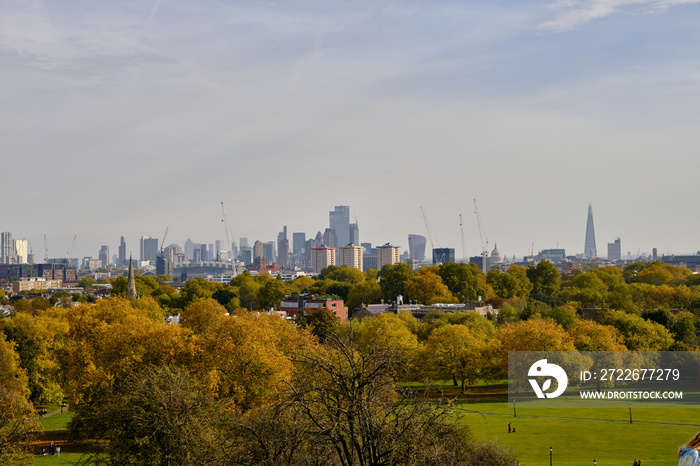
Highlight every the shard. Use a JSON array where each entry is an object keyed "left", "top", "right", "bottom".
[{"left": 584, "top": 204, "right": 597, "bottom": 259}]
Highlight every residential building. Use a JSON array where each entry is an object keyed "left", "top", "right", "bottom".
[
  {"left": 279, "top": 294, "right": 349, "bottom": 322},
  {"left": 377, "top": 243, "right": 400, "bottom": 270},
  {"left": 12, "top": 278, "right": 63, "bottom": 293},
  {"left": 311, "top": 246, "right": 335, "bottom": 273},
  {"left": 1, "top": 232, "right": 13, "bottom": 264},
  {"left": 337, "top": 244, "right": 363, "bottom": 271}
]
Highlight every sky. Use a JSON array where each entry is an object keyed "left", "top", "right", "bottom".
[{"left": 2, "top": 0, "right": 700, "bottom": 262}]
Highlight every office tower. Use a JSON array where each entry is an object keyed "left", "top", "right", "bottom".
[
  {"left": 322, "top": 228, "right": 337, "bottom": 248},
  {"left": 1, "top": 232, "right": 13, "bottom": 264},
  {"left": 329, "top": 205, "right": 350, "bottom": 248},
  {"left": 584, "top": 204, "right": 597, "bottom": 259},
  {"left": 337, "top": 244, "right": 363, "bottom": 271},
  {"left": 377, "top": 243, "right": 400, "bottom": 270},
  {"left": 349, "top": 222, "right": 360, "bottom": 246},
  {"left": 215, "top": 240, "right": 225, "bottom": 260},
  {"left": 263, "top": 241, "right": 275, "bottom": 264},
  {"left": 304, "top": 239, "right": 316, "bottom": 269},
  {"left": 230, "top": 241, "right": 238, "bottom": 258},
  {"left": 99, "top": 245, "right": 109, "bottom": 268},
  {"left": 311, "top": 246, "right": 336, "bottom": 273},
  {"left": 118, "top": 236, "right": 126, "bottom": 267},
  {"left": 140, "top": 236, "right": 159, "bottom": 265},
  {"left": 200, "top": 244, "right": 208, "bottom": 262},
  {"left": 432, "top": 248, "right": 455, "bottom": 265},
  {"left": 239, "top": 246, "right": 252, "bottom": 265},
  {"left": 607, "top": 237, "right": 622, "bottom": 261},
  {"left": 293, "top": 233, "right": 306, "bottom": 256},
  {"left": 407, "top": 234, "right": 427, "bottom": 262},
  {"left": 14, "top": 239, "right": 28, "bottom": 264},
  {"left": 156, "top": 245, "right": 174, "bottom": 276},
  {"left": 184, "top": 239, "right": 195, "bottom": 262},
  {"left": 653, "top": 248, "right": 658, "bottom": 261},
  {"left": 314, "top": 231, "right": 323, "bottom": 247},
  {"left": 277, "top": 226, "right": 289, "bottom": 268},
  {"left": 239, "top": 238, "right": 249, "bottom": 248},
  {"left": 253, "top": 241, "right": 264, "bottom": 261}
]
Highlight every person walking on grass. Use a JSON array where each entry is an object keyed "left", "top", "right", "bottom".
[{"left": 679, "top": 432, "right": 700, "bottom": 465}]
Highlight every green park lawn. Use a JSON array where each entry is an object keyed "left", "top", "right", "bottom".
[
  {"left": 438, "top": 380, "right": 700, "bottom": 465},
  {"left": 24, "top": 381, "right": 700, "bottom": 465}
]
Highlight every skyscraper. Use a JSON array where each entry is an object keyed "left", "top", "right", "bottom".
[
  {"left": 1, "top": 232, "right": 13, "bottom": 264},
  {"left": 118, "top": 236, "right": 126, "bottom": 267},
  {"left": 349, "top": 222, "right": 360, "bottom": 246},
  {"left": 408, "top": 234, "right": 427, "bottom": 262},
  {"left": 99, "top": 245, "right": 109, "bottom": 268},
  {"left": 140, "top": 236, "right": 159, "bottom": 265},
  {"left": 584, "top": 204, "right": 597, "bottom": 259},
  {"left": 277, "top": 226, "right": 289, "bottom": 268},
  {"left": 607, "top": 237, "right": 621, "bottom": 261},
  {"left": 329, "top": 205, "right": 350, "bottom": 248}
]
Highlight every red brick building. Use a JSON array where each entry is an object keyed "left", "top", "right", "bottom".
[{"left": 279, "top": 294, "right": 349, "bottom": 323}]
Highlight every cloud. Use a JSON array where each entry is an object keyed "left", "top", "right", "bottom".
[{"left": 539, "top": 0, "right": 700, "bottom": 31}]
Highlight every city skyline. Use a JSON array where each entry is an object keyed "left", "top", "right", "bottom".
[{"left": 2, "top": 1, "right": 700, "bottom": 259}]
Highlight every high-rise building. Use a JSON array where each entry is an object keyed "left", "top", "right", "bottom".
[
  {"left": 99, "top": 245, "right": 109, "bottom": 268},
  {"left": 607, "top": 237, "right": 621, "bottom": 261},
  {"left": 377, "top": 243, "right": 400, "bottom": 270},
  {"left": 118, "top": 236, "right": 126, "bottom": 267},
  {"left": 408, "top": 234, "right": 427, "bottom": 262},
  {"left": 277, "top": 226, "right": 289, "bottom": 268},
  {"left": 253, "top": 241, "right": 264, "bottom": 261},
  {"left": 239, "top": 238, "right": 249, "bottom": 248},
  {"left": 293, "top": 233, "right": 306, "bottom": 256},
  {"left": 311, "top": 246, "right": 336, "bottom": 273},
  {"left": 14, "top": 239, "right": 28, "bottom": 264},
  {"left": 263, "top": 242, "right": 275, "bottom": 264},
  {"left": 584, "top": 204, "right": 597, "bottom": 259},
  {"left": 432, "top": 248, "right": 455, "bottom": 265},
  {"left": 140, "top": 236, "right": 159, "bottom": 265},
  {"left": 184, "top": 239, "right": 195, "bottom": 262},
  {"left": 322, "top": 228, "right": 337, "bottom": 249},
  {"left": 349, "top": 222, "right": 360, "bottom": 246},
  {"left": 337, "top": 245, "right": 363, "bottom": 271},
  {"left": 304, "top": 239, "right": 316, "bottom": 269},
  {"left": 329, "top": 205, "right": 350, "bottom": 248},
  {"left": 1, "top": 232, "right": 13, "bottom": 264}
]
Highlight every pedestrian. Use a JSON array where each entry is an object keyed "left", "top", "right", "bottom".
[
  {"left": 56, "top": 446, "right": 61, "bottom": 456},
  {"left": 49, "top": 441, "right": 54, "bottom": 455},
  {"left": 512, "top": 427, "right": 516, "bottom": 433},
  {"left": 680, "top": 432, "right": 700, "bottom": 466},
  {"left": 509, "top": 423, "right": 512, "bottom": 433}
]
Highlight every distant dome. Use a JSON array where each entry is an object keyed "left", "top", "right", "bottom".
[{"left": 491, "top": 243, "right": 502, "bottom": 263}]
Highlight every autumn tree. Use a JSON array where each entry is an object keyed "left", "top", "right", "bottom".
[
  {"left": 599, "top": 309, "right": 674, "bottom": 351},
  {"left": 405, "top": 270, "right": 457, "bottom": 305},
  {"left": 0, "top": 333, "right": 36, "bottom": 464},
  {"left": 346, "top": 279, "right": 382, "bottom": 312},
  {"left": 526, "top": 260, "right": 560, "bottom": 300},
  {"left": 487, "top": 265, "right": 532, "bottom": 299},
  {"left": 425, "top": 324, "right": 489, "bottom": 392}
]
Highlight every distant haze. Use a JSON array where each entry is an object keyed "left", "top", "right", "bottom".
[{"left": 2, "top": 1, "right": 699, "bottom": 260}]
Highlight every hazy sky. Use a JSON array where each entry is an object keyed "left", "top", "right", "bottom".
[{"left": 2, "top": 0, "right": 700, "bottom": 261}]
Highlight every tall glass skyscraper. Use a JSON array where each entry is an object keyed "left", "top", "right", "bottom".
[
  {"left": 584, "top": 204, "right": 597, "bottom": 259},
  {"left": 329, "top": 205, "right": 350, "bottom": 247},
  {"left": 408, "top": 234, "right": 427, "bottom": 262}
]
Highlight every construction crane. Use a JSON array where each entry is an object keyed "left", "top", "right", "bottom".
[
  {"left": 420, "top": 206, "right": 442, "bottom": 263},
  {"left": 473, "top": 199, "right": 489, "bottom": 273},
  {"left": 220, "top": 202, "right": 234, "bottom": 263},
  {"left": 459, "top": 214, "right": 466, "bottom": 263},
  {"left": 159, "top": 227, "right": 169, "bottom": 253},
  {"left": 67, "top": 235, "right": 77, "bottom": 263},
  {"left": 43, "top": 234, "right": 49, "bottom": 263}
]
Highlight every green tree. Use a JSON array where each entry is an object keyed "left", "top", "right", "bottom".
[
  {"left": 438, "top": 262, "right": 493, "bottom": 302},
  {"left": 346, "top": 279, "right": 382, "bottom": 312},
  {"left": 426, "top": 324, "right": 489, "bottom": 392},
  {"left": 487, "top": 265, "right": 532, "bottom": 299},
  {"left": 405, "top": 271, "right": 457, "bottom": 305},
  {"left": 599, "top": 310, "right": 674, "bottom": 351},
  {"left": 526, "top": 260, "right": 560, "bottom": 300},
  {"left": 378, "top": 263, "right": 415, "bottom": 302},
  {"left": 256, "top": 279, "right": 290, "bottom": 310}
]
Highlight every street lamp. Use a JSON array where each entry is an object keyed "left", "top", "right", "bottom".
[
  {"left": 550, "top": 446, "right": 553, "bottom": 466},
  {"left": 629, "top": 404, "right": 632, "bottom": 424},
  {"left": 513, "top": 399, "right": 517, "bottom": 418}
]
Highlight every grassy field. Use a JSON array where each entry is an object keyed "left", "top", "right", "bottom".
[
  {"left": 417, "top": 379, "right": 700, "bottom": 465},
  {"left": 24, "top": 381, "right": 700, "bottom": 465}
]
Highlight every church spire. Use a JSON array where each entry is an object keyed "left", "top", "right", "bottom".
[{"left": 126, "top": 255, "right": 138, "bottom": 300}]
